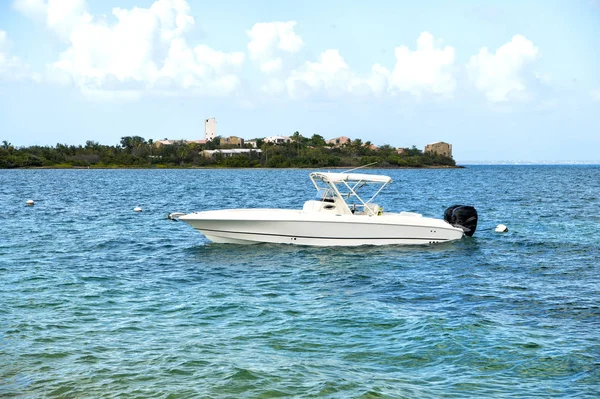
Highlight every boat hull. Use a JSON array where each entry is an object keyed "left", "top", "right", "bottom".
[{"left": 179, "top": 209, "right": 464, "bottom": 246}]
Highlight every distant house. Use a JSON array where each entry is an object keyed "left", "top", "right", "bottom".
[
  {"left": 154, "top": 140, "right": 174, "bottom": 147},
  {"left": 396, "top": 148, "right": 408, "bottom": 155},
  {"left": 424, "top": 142, "right": 452, "bottom": 158},
  {"left": 220, "top": 136, "right": 244, "bottom": 147},
  {"left": 246, "top": 140, "right": 259, "bottom": 148},
  {"left": 264, "top": 136, "right": 291, "bottom": 144},
  {"left": 326, "top": 136, "right": 351, "bottom": 147},
  {"left": 201, "top": 149, "right": 262, "bottom": 158}
]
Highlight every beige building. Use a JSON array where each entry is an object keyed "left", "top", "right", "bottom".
[
  {"left": 154, "top": 139, "right": 175, "bottom": 147},
  {"left": 326, "top": 136, "right": 351, "bottom": 146},
  {"left": 205, "top": 117, "right": 217, "bottom": 141},
  {"left": 220, "top": 136, "right": 244, "bottom": 147},
  {"left": 424, "top": 142, "right": 452, "bottom": 158}
]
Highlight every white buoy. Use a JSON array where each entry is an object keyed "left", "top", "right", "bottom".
[
  {"left": 133, "top": 207, "right": 143, "bottom": 212},
  {"left": 26, "top": 199, "right": 35, "bottom": 206},
  {"left": 495, "top": 224, "right": 508, "bottom": 233}
]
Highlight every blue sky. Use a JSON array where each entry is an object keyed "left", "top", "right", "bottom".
[{"left": 1, "top": 0, "right": 599, "bottom": 162}]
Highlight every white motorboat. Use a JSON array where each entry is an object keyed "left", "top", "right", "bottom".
[{"left": 178, "top": 171, "right": 478, "bottom": 246}]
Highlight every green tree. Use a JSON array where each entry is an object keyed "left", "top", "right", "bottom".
[
  {"left": 406, "top": 145, "right": 423, "bottom": 156},
  {"left": 291, "top": 131, "right": 303, "bottom": 157},
  {"left": 120, "top": 136, "right": 147, "bottom": 153},
  {"left": 206, "top": 136, "right": 221, "bottom": 150},
  {"left": 309, "top": 134, "right": 326, "bottom": 147}
]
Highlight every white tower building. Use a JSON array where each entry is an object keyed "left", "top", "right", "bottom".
[{"left": 205, "top": 117, "right": 217, "bottom": 141}]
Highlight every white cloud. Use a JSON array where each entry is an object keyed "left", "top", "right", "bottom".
[
  {"left": 467, "top": 34, "right": 539, "bottom": 102},
  {"left": 0, "top": 29, "right": 40, "bottom": 81},
  {"left": 8, "top": 5, "right": 550, "bottom": 104},
  {"left": 158, "top": 39, "right": 244, "bottom": 93},
  {"left": 12, "top": 0, "right": 48, "bottom": 19},
  {"left": 283, "top": 32, "right": 455, "bottom": 99},
  {"left": 367, "top": 64, "right": 389, "bottom": 96},
  {"left": 260, "top": 58, "right": 283, "bottom": 74},
  {"left": 534, "top": 71, "right": 552, "bottom": 84},
  {"left": 15, "top": 0, "right": 245, "bottom": 97},
  {"left": 386, "top": 32, "right": 456, "bottom": 97},
  {"left": 14, "top": 0, "right": 90, "bottom": 40},
  {"left": 286, "top": 49, "right": 366, "bottom": 99},
  {"left": 247, "top": 21, "right": 303, "bottom": 74},
  {"left": 591, "top": 88, "right": 600, "bottom": 101}
]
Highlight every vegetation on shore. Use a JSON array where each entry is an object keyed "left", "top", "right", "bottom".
[{"left": 0, "top": 134, "right": 456, "bottom": 169}]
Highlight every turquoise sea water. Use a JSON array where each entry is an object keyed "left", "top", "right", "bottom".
[{"left": 1, "top": 166, "right": 599, "bottom": 398}]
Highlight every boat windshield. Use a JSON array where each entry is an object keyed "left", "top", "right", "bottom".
[{"left": 313, "top": 188, "right": 335, "bottom": 201}]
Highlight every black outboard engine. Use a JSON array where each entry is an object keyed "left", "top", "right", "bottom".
[{"left": 444, "top": 205, "right": 478, "bottom": 237}]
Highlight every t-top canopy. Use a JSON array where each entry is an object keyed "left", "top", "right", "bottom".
[{"left": 310, "top": 172, "right": 392, "bottom": 184}]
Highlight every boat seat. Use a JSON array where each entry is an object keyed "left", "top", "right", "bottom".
[{"left": 363, "top": 203, "right": 382, "bottom": 215}]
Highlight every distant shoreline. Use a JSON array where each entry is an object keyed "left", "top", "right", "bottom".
[
  {"left": 11, "top": 165, "right": 466, "bottom": 170},
  {"left": 7, "top": 164, "right": 599, "bottom": 170},
  {"left": 1, "top": 137, "right": 457, "bottom": 169}
]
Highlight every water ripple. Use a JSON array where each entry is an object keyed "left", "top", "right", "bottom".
[{"left": 1, "top": 166, "right": 599, "bottom": 398}]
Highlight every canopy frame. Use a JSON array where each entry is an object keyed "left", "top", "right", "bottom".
[{"left": 309, "top": 172, "right": 392, "bottom": 216}]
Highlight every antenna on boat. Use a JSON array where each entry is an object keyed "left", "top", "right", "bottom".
[{"left": 341, "top": 162, "right": 378, "bottom": 173}]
